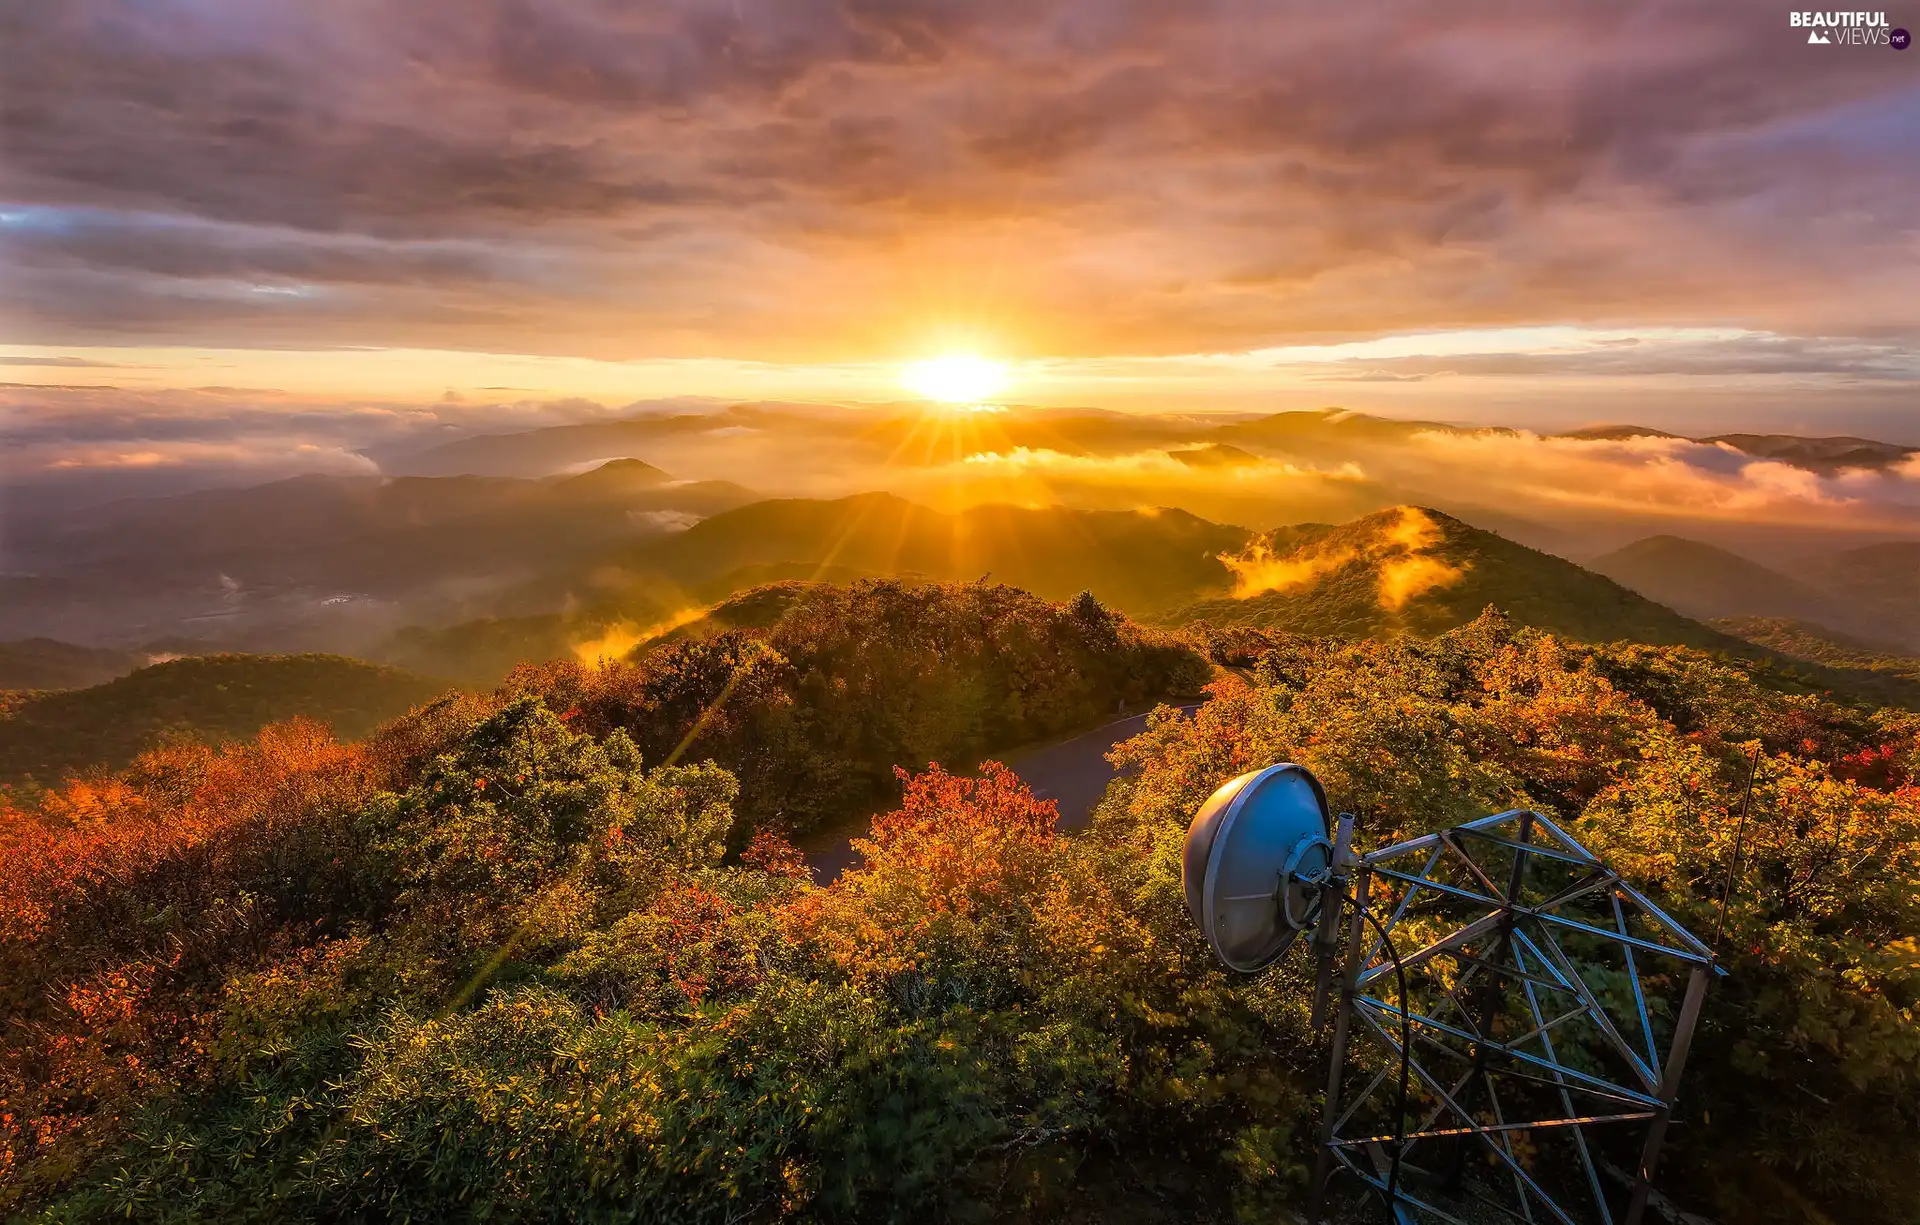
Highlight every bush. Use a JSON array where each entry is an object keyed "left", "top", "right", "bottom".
[{"left": 5, "top": 601, "right": 1915, "bottom": 1223}]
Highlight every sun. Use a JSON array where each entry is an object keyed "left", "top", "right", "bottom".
[{"left": 901, "top": 354, "right": 1010, "bottom": 405}]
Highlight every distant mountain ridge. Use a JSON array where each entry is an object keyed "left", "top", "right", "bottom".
[
  {"left": 1591, "top": 533, "right": 1920, "bottom": 650},
  {"left": 0, "top": 461, "right": 758, "bottom": 650},
  {"left": 390, "top": 403, "right": 862, "bottom": 478},
  {"left": 1552, "top": 424, "right": 1917, "bottom": 473},
  {"left": 398, "top": 402, "right": 1918, "bottom": 486},
  {"left": 0, "top": 639, "right": 145, "bottom": 691},
  {"left": 616, "top": 492, "right": 1248, "bottom": 615},
  {"left": 1710, "top": 615, "right": 1920, "bottom": 670},
  {"left": 1802, "top": 540, "right": 1920, "bottom": 647},
  {"left": 1589, "top": 536, "right": 1833, "bottom": 623},
  {"left": 0, "top": 654, "right": 448, "bottom": 783}
]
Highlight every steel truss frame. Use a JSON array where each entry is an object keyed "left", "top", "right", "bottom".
[{"left": 1311, "top": 809, "right": 1720, "bottom": 1225}]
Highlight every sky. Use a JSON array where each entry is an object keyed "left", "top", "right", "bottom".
[{"left": 2, "top": 1, "right": 1919, "bottom": 475}]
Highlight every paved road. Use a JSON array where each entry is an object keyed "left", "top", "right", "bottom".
[{"left": 805, "top": 704, "right": 1198, "bottom": 884}]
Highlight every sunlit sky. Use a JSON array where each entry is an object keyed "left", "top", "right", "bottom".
[{"left": 3, "top": 2, "right": 1918, "bottom": 436}]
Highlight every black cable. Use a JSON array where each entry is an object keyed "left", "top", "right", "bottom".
[{"left": 1353, "top": 897, "right": 1413, "bottom": 1214}]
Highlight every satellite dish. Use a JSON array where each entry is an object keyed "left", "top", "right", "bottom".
[{"left": 1183, "top": 764, "right": 1333, "bottom": 972}]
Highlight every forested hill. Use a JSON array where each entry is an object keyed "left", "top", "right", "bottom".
[
  {"left": 0, "top": 654, "right": 447, "bottom": 784},
  {"left": 621, "top": 492, "right": 1250, "bottom": 615},
  {"left": 378, "top": 499, "right": 1920, "bottom": 705},
  {"left": 2, "top": 599, "right": 1914, "bottom": 1223},
  {"left": 1177, "top": 505, "right": 1737, "bottom": 648},
  {"left": 510, "top": 580, "right": 1211, "bottom": 834},
  {"left": 380, "top": 495, "right": 1251, "bottom": 683},
  {"left": 1590, "top": 534, "right": 1832, "bottom": 622}
]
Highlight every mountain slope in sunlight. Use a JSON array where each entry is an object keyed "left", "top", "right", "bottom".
[
  {"left": 371, "top": 497, "right": 1920, "bottom": 696},
  {"left": 620, "top": 493, "right": 1251, "bottom": 615},
  {"left": 376, "top": 495, "right": 1247, "bottom": 683},
  {"left": 0, "top": 654, "right": 448, "bottom": 784},
  {"left": 1180, "top": 506, "right": 1733, "bottom": 647}
]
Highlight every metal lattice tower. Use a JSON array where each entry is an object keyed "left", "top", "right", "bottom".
[{"left": 1313, "top": 809, "right": 1720, "bottom": 1225}]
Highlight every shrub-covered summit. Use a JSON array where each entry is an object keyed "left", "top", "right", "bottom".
[{"left": 511, "top": 579, "right": 1210, "bottom": 835}]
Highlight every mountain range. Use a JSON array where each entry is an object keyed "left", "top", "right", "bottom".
[
  {"left": 399, "top": 405, "right": 1918, "bottom": 483},
  {"left": 9, "top": 490, "right": 1920, "bottom": 781},
  {"left": 0, "top": 654, "right": 446, "bottom": 784},
  {"left": 385, "top": 498, "right": 1848, "bottom": 682},
  {"left": 0, "top": 460, "right": 757, "bottom": 650}
]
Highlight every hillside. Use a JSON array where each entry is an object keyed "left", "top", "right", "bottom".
[
  {"left": 4, "top": 600, "right": 1915, "bottom": 1224},
  {"left": 1177, "top": 506, "right": 1736, "bottom": 647},
  {"left": 0, "top": 639, "right": 144, "bottom": 691},
  {"left": 375, "top": 495, "right": 1247, "bottom": 682},
  {"left": 14, "top": 465, "right": 755, "bottom": 590},
  {"left": 0, "top": 654, "right": 448, "bottom": 783},
  {"left": 1589, "top": 535, "right": 1832, "bottom": 622},
  {"left": 1711, "top": 615, "right": 1920, "bottom": 671},
  {"left": 1707, "top": 615, "right": 1920, "bottom": 709},
  {"left": 1805, "top": 541, "right": 1920, "bottom": 649},
  {"left": 378, "top": 500, "right": 1827, "bottom": 684},
  {"left": 378, "top": 563, "right": 889, "bottom": 685}
]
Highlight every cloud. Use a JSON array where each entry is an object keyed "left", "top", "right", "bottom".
[
  {"left": 1320, "top": 370, "right": 1437, "bottom": 383},
  {"left": 3, "top": 2, "right": 1918, "bottom": 358},
  {"left": 957, "top": 445, "right": 1363, "bottom": 483},
  {"left": 1379, "top": 552, "right": 1466, "bottom": 611},
  {"left": 1398, "top": 428, "right": 1920, "bottom": 526},
  {"left": 0, "top": 384, "right": 747, "bottom": 512},
  {"left": 1220, "top": 543, "right": 1356, "bottom": 598},
  {"left": 627, "top": 508, "right": 702, "bottom": 532},
  {"left": 1219, "top": 506, "right": 1467, "bottom": 607},
  {"left": 5, "top": 380, "right": 1919, "bottom": 547}
]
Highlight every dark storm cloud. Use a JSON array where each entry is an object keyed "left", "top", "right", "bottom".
[{"left": 2, "top": 1, "right": 1918, "bottom": 355}]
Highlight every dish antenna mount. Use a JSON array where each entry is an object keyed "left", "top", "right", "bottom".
[{"left": 1183, "top": 765, "right": 1722, "bottom": 1225}]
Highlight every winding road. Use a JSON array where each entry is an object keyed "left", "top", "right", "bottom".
[{"left": 804, "top": 704, "right": 1199, "bottom": 884}]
